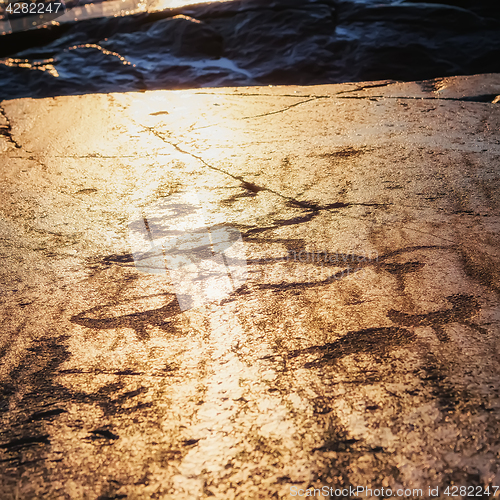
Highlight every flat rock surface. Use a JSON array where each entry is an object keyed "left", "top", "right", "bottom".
[{"left": 1, "top": 74, "right": 500, "bottom": 498}]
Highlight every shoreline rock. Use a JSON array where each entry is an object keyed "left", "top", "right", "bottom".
[{"left": 0, "top": 73, "right": 499, "bottom": 497}]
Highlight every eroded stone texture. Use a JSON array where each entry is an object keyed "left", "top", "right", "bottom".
[{"left": 0, "top": 74, "right": 500, "bottom": 498}]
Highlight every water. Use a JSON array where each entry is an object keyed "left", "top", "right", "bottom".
[
  {"left": 0, "top": 0, "right": 219, "bottom": 34},
  {"left": 1, "top": 0, "right": 405, "bottom": 34},
  {"left": 1, "top": 0, "right": 499, "bottom": 99}
]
